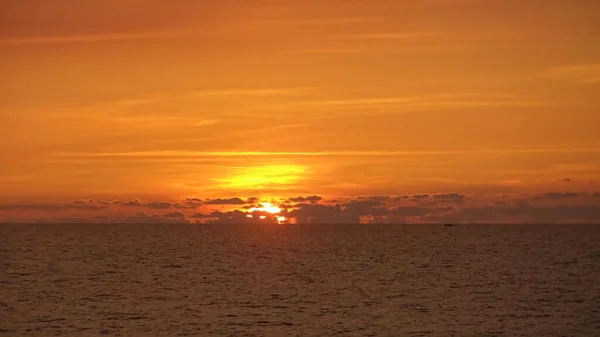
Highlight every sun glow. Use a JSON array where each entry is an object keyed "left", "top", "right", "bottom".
[{"left": 216, "top": 164, "right": 305, "bottom": 190}]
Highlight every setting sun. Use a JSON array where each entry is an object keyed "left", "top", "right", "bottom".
[{"left": 246, "top": 202, "right": 287, "bottom": 223}]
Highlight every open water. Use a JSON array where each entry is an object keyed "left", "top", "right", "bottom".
[{"left": 1, "top": 224, "right": 599, "bottom": 336}]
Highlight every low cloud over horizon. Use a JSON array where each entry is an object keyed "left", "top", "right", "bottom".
[{"left": 2, "top": 192, "right": 599, "bottom": 224}]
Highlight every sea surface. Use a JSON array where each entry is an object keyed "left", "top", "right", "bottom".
[{"left": 1, "top": 224, "right": 599, "bottom": 336}]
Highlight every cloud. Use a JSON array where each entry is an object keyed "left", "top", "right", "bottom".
[
  {"left": 0, "top": 30, "right": 183, "bottom": 46},
  {"left": 0, "top": 199, "right": 201, "bottom": 217},
  {"left": 532, "top": 192, "right": 587, "bottom": 200},
  {"left": 343, "top": 200, "right": 389, "bottom": 217},
  {"left": 190, "top": 210, "right": 279, "bottom": 224},
  {"left": 288, "top": 195, "right": 322, "bottom": 203},
  {"left": 3, "top": 192, "right": 600, "bottom": 224},
  {"left": 190, "top": 212, "right": 215, "bottom": 219},
  {"left": 29, "top": 211, "right": 191, "bottom": 224},
  {"left": 357, "top": 195, "right": 395, "bottom": 202},
  {"left": 204, "top": 197, "right": 247, "bottom": 205},
  {"left": 391, "top": 206, "right": 433, "bottom": 217},
  {"left": 116, "top": 212, "right": 190, "bottom": 224},
  {"left": 54, "top": 147, "right": 600, "bottom": 163},
  {"left": 174, "top": 198, "right": 203, "bottom": 209},
  {"left": 123, "top": 199, "right": 142, "bottom": 207},
  {"left": 436, "top": 203, "right": 600, "bottom": 224},
  {"left": 119, "top": 197, "right": 256, "bottom": 209},
  {"left": 163, "top": 211, "right": 186, "bottom": 220},
  {"left": 278, "top": 203, "right": 293, "bottom": 210},
  {"left": 301, "top": 93, "right": 552, "bottom": 111},
  {"left": 0, "top": 200, "right": 110, "bottom": 211},
  {"left": 122, "top": 199, "right": 174, "bottom": 209},
  {"left": 433, "top": 193, "right": 468, "bottom": 203},
  {"left": 192, "top": 87, "right": 315, "bottom": 97},
  {"left": 253, "top": 17, "right": 376, "bottom": 28},
  {"left": 146, "top": 202, "right": 173, "bottom": 210},
  {"left": 336, "top": 32, "right": 437, "bottom": 40},
  {"left": 288, "top": 48, "right": 365, "bottom": 54},
  {"left": 544, "top": 63, "right": 600, "bottom": 84},
  {"left": 411, "top": 194, "right": 430, "bottom": 201},
  {"left": 288, "top": 203, "right": 358, "bottom": 224}
]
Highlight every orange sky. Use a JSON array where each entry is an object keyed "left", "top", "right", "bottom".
[{"left": 1, "top": 0, "right": 599, "bottom": 223}]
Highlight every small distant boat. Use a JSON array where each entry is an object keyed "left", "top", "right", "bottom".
[{"left": 444, "top": 223, "right": 456, "bottom": 227}]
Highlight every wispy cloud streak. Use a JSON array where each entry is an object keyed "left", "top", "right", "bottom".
[
  {"left": 544, "top": 63, "right": 600, "bottom": 84},
  {"left": 53, "top": 148, "right": 600, "bottom": 159},
  {"left": 0, "top": 30, "right": 184, "bottom": 46}
]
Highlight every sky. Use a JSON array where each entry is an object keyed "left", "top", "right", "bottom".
[{"left": 1, "top": 0, "right": 599, "bottom": 223}]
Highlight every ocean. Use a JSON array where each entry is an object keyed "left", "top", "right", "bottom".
[{"left": 1, "top": 224, "right": 599, "bottom": 336}]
